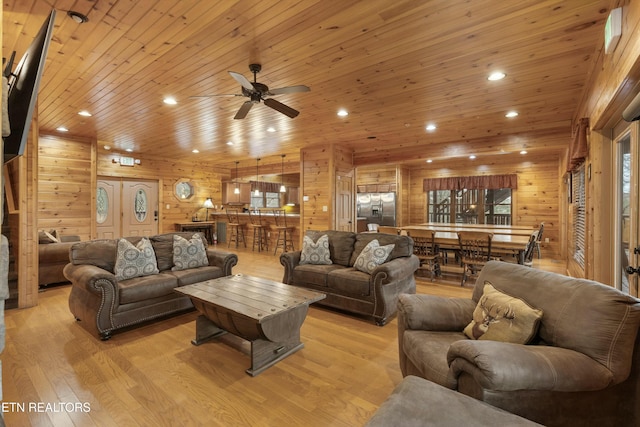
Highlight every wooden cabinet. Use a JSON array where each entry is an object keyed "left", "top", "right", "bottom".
[
  {"left": 286, "top": 187, "right": 300, "bottom": 205},
  {"left": 223, "top": 182, "right": 251, "bottom": 204}
]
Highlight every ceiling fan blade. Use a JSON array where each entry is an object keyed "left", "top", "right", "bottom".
[
  {"left": 267, "top": 85, "right": 310, "bottom": 95},
  {"left": 263, "top": 98, "right": 300, "bottom": 118},
  {"left": 229, "top": 71, "right": 255, "bottom": 92},
  {"left": 188, "top": 94, "right": 242, "bottom": 99},
  {"left": 234, "top": 101, "right": 253, "bottom": 119}
]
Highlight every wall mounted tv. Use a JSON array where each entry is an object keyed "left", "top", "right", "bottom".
[{"left": 3, "top": 9, "right": 56, "bottom": 163}]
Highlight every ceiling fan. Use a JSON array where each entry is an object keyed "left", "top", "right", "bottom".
[{"left": 220, "top": 63, "right": 310, "bottom": 119}]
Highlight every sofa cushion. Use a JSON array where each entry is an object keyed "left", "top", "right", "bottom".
[
  {"left": 170, "top": 265, "right": 224, "bottom": 286},
  {"left": 118, "top": 272, "right": 179, "bottom": 304},
  {"left": 150, "top": 232, "right": 207, "bottom": 272},
  {"left": 69, "top": 239, "right": 119, "bottom": 273},
  {"left": 172, "top": 234, "right": 209, "bottom": 271},
  {"left": 463, "top": 282, "right": 543, "bottom": 344},
  {"left": 354, "top": 239, "right": 395, "bottom": 274},
  {"left": 306, "top": 230, "right": 356, "bottom": 267},
  {"left": 114, "top": 237, "right": 160, "bottom": 281},
  {"left": 350, "top": 233, "right": 414, "bottom": 266},
  {"left": 300, "top": 234, "right": 332, "bottom": 265},
  {"left": 327, "top": 268, "right": 370, "bottom": 296},
  {"left": 292, "top": 264, "right": 346, "bottom": 287}
]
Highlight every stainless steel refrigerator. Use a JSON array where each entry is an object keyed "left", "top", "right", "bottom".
[{"left": 357, "top": 192, "right": 396, "bottom": 226}]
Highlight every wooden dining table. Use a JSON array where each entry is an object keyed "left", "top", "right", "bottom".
[
  {"left": 399, "top": 226, "right": 531, "bottom": 264},
  {"left": 416, "top": 222, "right": 534, "bottom": 236}
]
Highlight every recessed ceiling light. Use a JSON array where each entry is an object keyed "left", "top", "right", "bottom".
[
  {"left": 192, "top": 149, "right": 200, "bottom": 154},
  {"left": 505, "top": 111, "right": 519, "bottom": 118},
  {"left": 426, "top": 159, "right": 433, "bottom": 163},
  {"left": 163, "top": 97, "right": 177, "bottom": 105},
  {"left": 125, "top": 148, "right": 133, "bottom": 152},
  {"left": 425, "top": 124, "right": 436, "bottom": 131},
  {"left": 103, "top": 145, "right": 111, "bottom": 150},
  {"left": 78, "top": 110, "right": 92, "bottom": 117},
  {"left": 266, "top": 126, "right": 276, "bottom": 132},
  {"left": 226, "top": 141, "right": 234, "bottom": 146},
  {"left": 520, "top": 150, "right": 528, "bottom": 155},
  {"left": 488, "top": 72, "right": 506, "bottom": 81},
  {"left": 67, "top": 11, "right": 89, "bottom": 24},
  {"left": 337, "top": 109, "right": 349, "bottom": 117},
  {"left": 56, "top": 126, "right": 68, "bottom": 132},
  {"left": 469, "top": 155, "right": 476, "bottom": 160}
]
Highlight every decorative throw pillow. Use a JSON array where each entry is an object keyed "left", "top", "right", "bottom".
[
  {"left": 354, "top": 239, "right": 395, "bottom": 274},
  {"left": 38, "top": 230, "right": 60, "bottom": 244},
  {"left": 114, "top": 237, "right": 159, "bottom": 281},
  {"left": 300, "top": 234, "right": 332, "bottom": 265},
  {"left": 463, "top": 282, "right": 543, "bottom": 344},
  {"left": 172, "top": 234, "right": 209, "bottom": 271}
]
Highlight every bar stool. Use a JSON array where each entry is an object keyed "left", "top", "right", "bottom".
[
  {"left": 248, "top": 210, "right": 269, "bottom": 252},
  {"left": 273, "top": 209, "right": 295, "bottom": 255},
  {"left": 226, "top": 209, "right": 246, "bottom": 248}
]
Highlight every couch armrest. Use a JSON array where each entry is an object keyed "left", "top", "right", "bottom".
[
  {"left": 280, "top": 251, "right": 302, "bottom": 284},
  {"left": 371, "top": 255, "right": 420, "bottom": 286},
  {"left": 206, "top": 249, "right": 238, "bottom": 276},
  {"left": 447, "top": 340, "right": 614, "bottom": 392},
  {"left": 398, "top": 293, "right": 477, "bottom": 332},
  {"left": 63, "top": 263, "right": 119, "bottom": 297}
]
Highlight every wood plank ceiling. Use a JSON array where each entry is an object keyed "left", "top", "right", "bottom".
[{"left": 3, "top": 0, "right": 610, "bottom": 172}]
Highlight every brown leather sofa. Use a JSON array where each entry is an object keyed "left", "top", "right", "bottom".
[
  {"left": 280, "top": 230, "right": 420, "bottom": 325},
  {"left": 397, "top": 260, "right": 640, "bottom": 427},
  {"left": 38, "top": 232, "right": 81, "bottom": 286},
  {"left": 65, "top": 232, "right": 237, "bottom": 340}
]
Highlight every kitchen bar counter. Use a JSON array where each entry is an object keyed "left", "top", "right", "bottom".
[{"left": 205, "top": 210, "right": 301, "bottom": 251}]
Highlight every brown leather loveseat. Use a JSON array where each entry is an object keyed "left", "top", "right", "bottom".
[
  {"left": 397, "top": 260, "right": 640, "bottom": 426},
  {"left": 280, "top": 230, "right": 420, "bottom": 325},
  {"left": 65, "top": 232, "right": 237, "bottom": 340}
]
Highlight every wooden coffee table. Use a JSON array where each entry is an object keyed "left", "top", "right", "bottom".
[{"left": 174, "top": 274, "right": 325, "bottom": 376}]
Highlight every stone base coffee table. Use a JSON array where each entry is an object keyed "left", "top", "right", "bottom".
[{"left": 175, "top": 274, "right": 325, "bottom": 376}]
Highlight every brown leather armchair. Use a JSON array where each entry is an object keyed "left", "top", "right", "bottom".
[{"left": 397, "top": 261, "right": 640, "bottom": 427}]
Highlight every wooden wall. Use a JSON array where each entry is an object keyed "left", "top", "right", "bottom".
[{"left": 38, "top": 135, "right": 94, "bottom": 240}]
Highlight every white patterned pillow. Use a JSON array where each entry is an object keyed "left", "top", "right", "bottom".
[
  {"left": 354, "top": 239, "right": 395, "bottom": 274},
  {"left": 114, "top": 237, "right": 159, "bottom": 281},
  {"left": 300, "top": 234, "right": 332, "bottom": 265},
  {"left": 172, "top": 234, "right": 209, "bottom": 271}
]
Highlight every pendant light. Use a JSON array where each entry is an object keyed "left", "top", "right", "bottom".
[
  {"left": 234, "top": 161, "right": 240, "bottom": 194},
  {"left": 254, "top": 158, "right": 260, "bottom": 196},
  {"left": 280, "top": 154, "right": 286, "bottom": 193}
]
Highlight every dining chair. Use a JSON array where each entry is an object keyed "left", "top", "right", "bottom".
[
  {"left": 378, "top": 226, "right": 400, "bottom": 235},
  {"left": 535, "top": 222, "right": 545, "bottom": 258},
  {"left": 407, "top": 228, "right": 441, "bottom": 281},
  {"left": 457, "top": 231, "right": 493, "bottom": 286},
  {"left": 522, "top": 230, "right": 539, "bottom": 267}
]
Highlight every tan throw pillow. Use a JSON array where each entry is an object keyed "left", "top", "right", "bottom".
[
  {"left": 354, "top": 239, "right": 395, "bottom": 274},
  {"left": 463, "top": 282, "right": 543, "bottom": 344},
  {"left": 172, "top": 234, "right": 209, "bottom": 271},
  {"left": 300, "top": 234, "right": 332, "bottom": 265},
  {"left": 114, "top": 238, "right": 159, "bottom": 281}
]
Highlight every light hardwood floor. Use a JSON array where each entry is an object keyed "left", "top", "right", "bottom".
[{"left": 1, "top": 246, "right": 564, "bottom": 426}]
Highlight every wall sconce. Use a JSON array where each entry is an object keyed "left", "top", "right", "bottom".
[{"left": 203, "top": 197, "right": 214, "bottom": 221}]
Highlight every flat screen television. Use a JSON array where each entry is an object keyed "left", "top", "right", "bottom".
[{"left": 3, "top": 9, "right": 56, "bottom": 162}]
